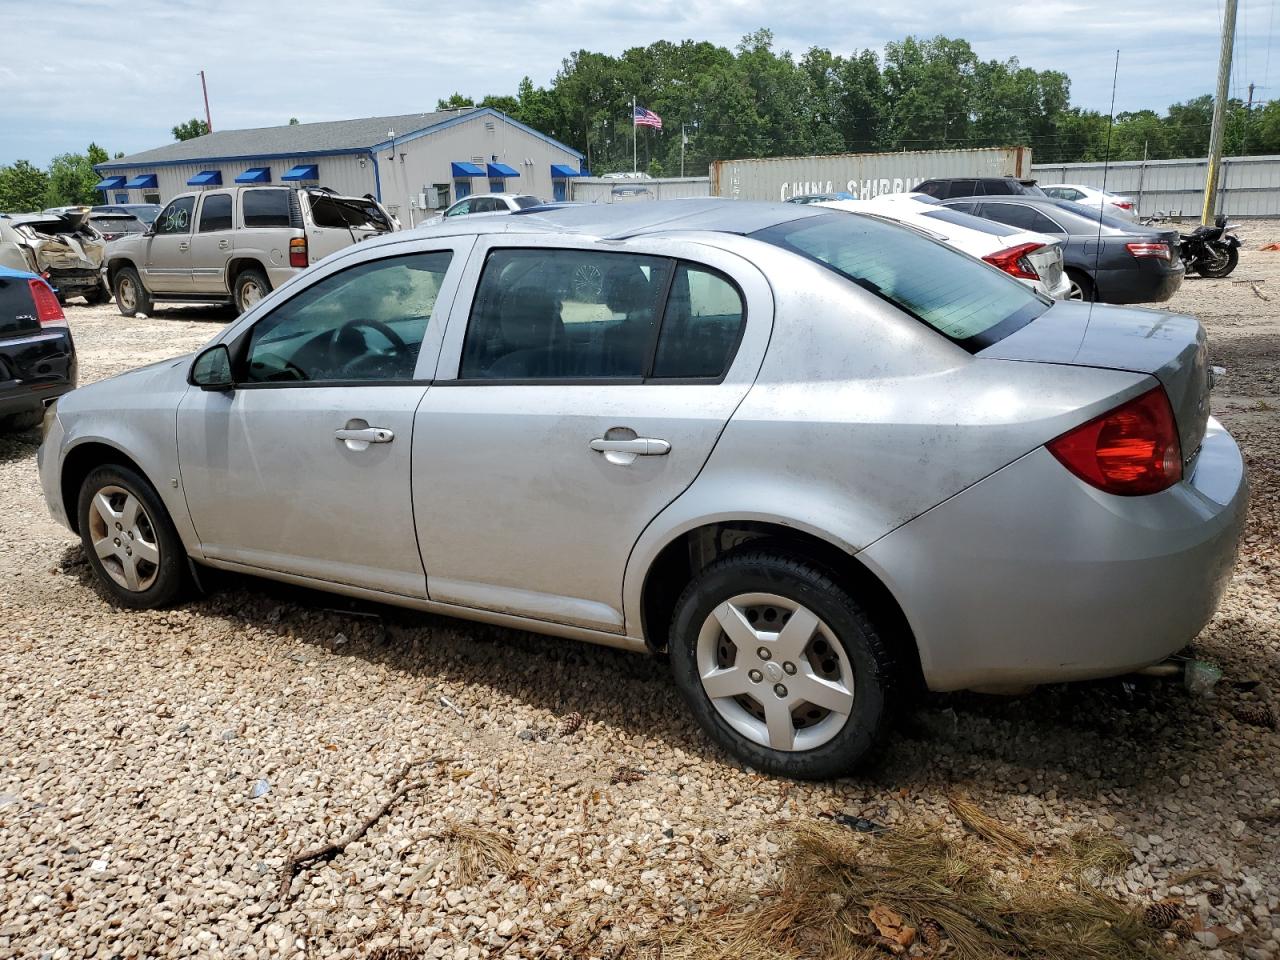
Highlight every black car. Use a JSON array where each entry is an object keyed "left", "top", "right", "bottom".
[
  {"left": 913, "top": 176, "right": 1046, "bottom": 200},
  {"left": 0, "top": 267, "right": 77, "bottom": 431},
  {"left": 90, "top": 203, "right": 162, "bottom": 226},
  {"left": 88, "top": 212, "right": 147, "bottom": 242},
  {"left": 938, "top": 196, "right": 1185, "bottom": 304}
]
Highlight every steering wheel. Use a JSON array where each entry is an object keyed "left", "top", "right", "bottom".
[{"left": 329, "top": 318, "right": 408, "bottom": 378}]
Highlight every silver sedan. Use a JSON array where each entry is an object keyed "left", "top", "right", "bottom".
[{"left": 37, "top": 200, "right": 1247, "bottom": 779}]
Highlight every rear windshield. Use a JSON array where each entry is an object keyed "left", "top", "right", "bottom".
[
  {"left": 752, "top": 211, "right": 1047, "bottom": 350},
  {"left": 921, "top": 208, "right": 1021, "bottom": 237},
  {"left": 513, "top": 196, "right": 541, "bottom": 209},
  {"left": 90, "top": 216, "right": 145, "bottom": 234},
  {"left": 1055, "top": 200, "right": 1135, "bottom": 231}
]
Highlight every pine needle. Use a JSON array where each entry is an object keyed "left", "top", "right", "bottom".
[{"left": 434, "top": 820, "right": 518, "bottom": 886}]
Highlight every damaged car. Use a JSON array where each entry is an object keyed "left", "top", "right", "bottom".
[
  {"left": 0, "top": 211, "right": 110, "bottom": 304},
  {"left": 103, "top": 185, "right": 400, "bottom": 315}
]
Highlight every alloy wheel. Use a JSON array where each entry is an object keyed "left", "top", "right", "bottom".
[
  {"left": 86, "top": 484, "right": 161, "bottom": 592},
  {"left": 696, "top": 592, "right": 855, "bottom": 752},
  {"left": 1067, "top": 279, "right": 1085, "bottom": 301},
  {"left": 119, "top": 277, "right": 136, "bottom": 312},
  {"left": 241, "top": 280, "right": 264, "bottom": 308}
]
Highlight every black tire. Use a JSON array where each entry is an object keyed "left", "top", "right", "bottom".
[
  {"left": 82, "top": 284, "right": 111, "bottom": 305},
  {"left": 1195, "top": 244, "right": 1239, "bottom": 279},
  {"left": 113, "top": 266, "right": 152, "bottom": 316},
  {"left": 1065, "top": 268, "right": 1096, "bottom": 302},
  {"left": 0, "top": 408, "right": 43, "bottom": 432},
  {"left": 668, "top": 550, "right": 896, "bottom": 779},
  {"left": 233, "top": 267, "right": 271, "bottom": 314},
  {"left": 76, "top": 463, "right": 188, "bottom": 609}
]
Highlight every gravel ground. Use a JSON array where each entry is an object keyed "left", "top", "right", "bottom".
[{"left": 2, "top": 223, "right": 1278, "bottom": 959}]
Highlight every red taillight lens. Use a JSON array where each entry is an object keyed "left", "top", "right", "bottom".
[
  {"left": 1047, "top": 387, "right": 1182, "bottom": 496},
  {"left": 983, "top": 242, "right": 1042, "bottom": 280},
  {"left": 1125, "top": 242, "right": 1170, "bottom": 260},
  {"left": 28, "top": 278, "right": 65, "bottom": 326},
  {"left": 1111, "top": 201, "right": 1134, "bottom": 210},
  {"left": 289, "top": 237, "right": 308, "bottom": 268}
]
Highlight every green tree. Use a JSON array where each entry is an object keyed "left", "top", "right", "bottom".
[
  {"left": 288, "top": 117, "right": 300, "bottom": 125},
  {"left": 436, "top": 93, "right": 474, "bottom": 110},
  {"left": 172, "top": 118, "right": 210, "bottom": 141},
  {"left": 0, "top": 160, "right": 52, "bottom": 212},
  {"left": 44, "top": 144, "right": 111, "bottom": 207}
]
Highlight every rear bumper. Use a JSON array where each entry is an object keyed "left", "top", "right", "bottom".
[
  {"left": 0, "top": 329, "right": 77, "bottom": 420},
  {"left": 1095, "top": 260, "right": 1185, "bottom": 304},
  {"left": 860, "top": 417, "right": 1247, "bottom": 691}
]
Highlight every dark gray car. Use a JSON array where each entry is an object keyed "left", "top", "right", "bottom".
[{"left": 938, "top": 196, "right": 1184, "bottom": 304}]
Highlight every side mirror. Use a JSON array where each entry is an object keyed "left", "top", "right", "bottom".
[{"left": 190, "top": 343, "right": 234, "bottom": 391}]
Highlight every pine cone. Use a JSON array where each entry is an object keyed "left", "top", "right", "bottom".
[
  {"left": 1143, "top": 900, "right": 1183, "bottom": 930},
  {"left": 1233, "top": 702, "right": 1277, "bottom": 730},
  {"left": 557, "top": 711, "right": 583, "bottom": 736},
  {"left": 610, "top": 766, "right": 646, "bottom": 784},
  {"left": 919, "top": 917, "right": 945, "bottom": 951},
  {"left": 1207, "top": 889, "right": 1224, "bottom": 907},
  {"left": 1168, "top": 918, "right": 1195, "bottom": 940},
  {"left": 714, "top": 832, "right": 730, "bottom": 846}
]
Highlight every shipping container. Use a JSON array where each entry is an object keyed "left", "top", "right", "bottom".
[
  {"left": 569, "top": 176, "right": 711, "bottom": 203},
  {"left": 709, "top": 147, "right": 1033, "bottom": 202}
]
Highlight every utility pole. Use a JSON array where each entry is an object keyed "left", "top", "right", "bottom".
[
  {"left": 200, "top": 70, "right": 214, "bottom": 133},
  {"left": 680, "top": 124, "right": 689, "bottom": 178},
  {"left": 1201, "top": 0, "right": 1237, "bottom": 224},
  {"left": 632, "top": 96, "right": 638, "bottom": 175},
  {"left": 1241, "top": 82, "right": 1256, "bottom": 155}
]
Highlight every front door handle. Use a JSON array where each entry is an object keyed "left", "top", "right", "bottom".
[
  {"left": 335, "top": 426, "right": 394, "bottom": 451},
  {"left": 178, "top": 241, "right": 190, "bottom": 252},
  {"left": 589, "top": 437, "right": 670, "bottom": 456}
]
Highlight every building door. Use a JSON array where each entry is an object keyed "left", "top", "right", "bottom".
[
  {"left": 553, "top": 180, "right": 567, "bottom": 202},
  {"left": 454, "top": 179, "right": 471, "bottom": 200}
]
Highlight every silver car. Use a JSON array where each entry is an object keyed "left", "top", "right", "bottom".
[{"left": 37, "top": 200, "right": 1246, "bottom": 778}]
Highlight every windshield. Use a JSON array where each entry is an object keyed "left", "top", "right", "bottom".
[{"left": 752, "top": 212, "right": 1047, "bottom": 350}]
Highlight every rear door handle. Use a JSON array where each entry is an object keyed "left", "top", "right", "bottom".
[
  {"left": 589, "top": 437, "right": 670, "bottom": 456},
  {"left": 336, "top": 426, "right": 394, "bottom": 450},
  {"left": 218, "top": 239, "right": 230, "bottom": 250},
  {"left": 178, "top": 241, "right": 190, "bottom": 251}
]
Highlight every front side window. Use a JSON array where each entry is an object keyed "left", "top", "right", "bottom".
[
  {"left": 243, "top": 251, "right": 452, "bottom": 383},
  {"left": 946, "top": 179, "right": 978, "bottom": 198},
  {"left": 153, "top": 196, "right": 195, "bottom": 235},
  {"left": 981, "top": 179, "right": 1015, "bottom": 195},
  {"left": 652, "top": 265, "right": 745, "bottom": 379},
  {"left": 198, "top": 193, "right": 233, "bottom": 232},
  {"left": 445, "top": 199, "right": 471, "bottom": 218},
  {"left": 753, "top": 211, "right": 1046, "bottom": 350},
  {"left": 459, "top": 248, "right": 674, "bottom": 380},
  {"left": 242, "top": 188, "right": 291, "bottom": 228}
]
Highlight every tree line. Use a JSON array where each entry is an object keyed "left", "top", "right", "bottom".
[
  {"left": 439, "top": 30, "right": 1280, "bottom": 176},
  {"left": 4, "top": 30, "right": 1279, "bottom": 211}
]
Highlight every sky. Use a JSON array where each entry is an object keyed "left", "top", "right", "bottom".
[{"left": 0, "top": 0, "right": 1276, "bottom": 166}]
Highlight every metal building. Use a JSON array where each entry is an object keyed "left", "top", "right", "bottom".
[{"left": 92, "top": 107, "right": 584, "bottom": 223}]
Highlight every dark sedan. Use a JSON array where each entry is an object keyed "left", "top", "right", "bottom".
[
  {"left": 0, "top": 267, "right": 77, "bottom": 431},
  {"left": 938, "top": 196, "right": 1184, "bottom": 304}
]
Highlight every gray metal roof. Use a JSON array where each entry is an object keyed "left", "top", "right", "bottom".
[{"left": 103, "top": 109, "right": 482, "bottom": 167}]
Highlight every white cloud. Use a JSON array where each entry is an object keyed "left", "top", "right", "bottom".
[{"left": 0, "top": 0, "right": 1272, "bottom": 164}]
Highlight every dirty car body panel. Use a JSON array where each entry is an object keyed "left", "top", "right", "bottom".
[{"left": 0, "top": 213, "right": 106, "bottom": 300}]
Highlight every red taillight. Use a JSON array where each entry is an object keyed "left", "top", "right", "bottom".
[
  {"left": 1047, "top": 387, "right": 1182, "bottom": 496},
  {"left": 1111, "top": 201, "right": 1134, "bottom": 210},
  {"left": 289, "top": 237, "right": 308, "bottom": 268},
  {"left": 983, "top": 242, "right": 1042, "bottom": 280},
  {"left": 28, "top": 278, "right": 65, "bottom": 326},
  {"left": 1125, "top": 242, "right": 1170, "bottom": 260}
]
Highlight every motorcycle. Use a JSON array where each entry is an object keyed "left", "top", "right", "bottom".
[{"left": 1179, "top": 214, "right": 1242, "bottom": 278}]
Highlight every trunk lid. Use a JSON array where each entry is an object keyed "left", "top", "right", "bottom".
[
  {"left": 980, "top": 300, "right": 1210, "bottom": 465},
  {"left": 302, "top": 189, "right": 398, "bottom": 260},
  {"left": 0, "top": 271, "right": 41, "bottom": 337}
]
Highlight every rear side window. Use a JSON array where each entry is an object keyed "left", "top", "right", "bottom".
[
  {"left": 980, "top": 203, "right": 1064, "bottom": 235},
  {"left": 947, "top": 179, "right": 978, "bottom": 198},
  {"left": 651, "top": 265, "right": 745, "bottom": 379},
  {"left": 753, "top": 211, "right": 1046, "bottom": 350},
  {"left": 242, "top": 189, "right": 291, "bottom": 228},
  {"left": 198, "top": 193, "right": 233, "bottom": 232},
  {"left": 459, "top": 249, "right": 673, "bottom": 379},
  {"left": 981, "top": 179, "right": 1015, "bottom": 195}
]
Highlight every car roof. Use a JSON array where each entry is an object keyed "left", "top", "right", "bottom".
[
  {"left": 418, "top": 198, "right": 821, "bottom": 242},
  {"left": 0, "top": 265, "right": 41, "bottom": 281},
  {"left": 459, "top": 193, "right": 538, "bottom": 201}
]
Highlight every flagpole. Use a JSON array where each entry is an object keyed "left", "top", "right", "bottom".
[{"left": 632, "top": 96, "right": 637, "bottom": 174}]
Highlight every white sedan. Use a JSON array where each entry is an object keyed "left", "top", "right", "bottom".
[
  {"left": 819, "top": 194, "right": 1072, "bottom": 300},
  {"left": 1041, "top": 184, "right": 1137, "bottom": 220},
  {"left": 427, "top": 193, "right": 543, "bottom": 225}
]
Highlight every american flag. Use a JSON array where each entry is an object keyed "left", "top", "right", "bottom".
[{"left": 633, "top": 105, "right": 663, "bottom": 130}]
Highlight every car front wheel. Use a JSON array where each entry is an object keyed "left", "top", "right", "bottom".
[
  {"left": 77, "top": 464, "right": 188, "bottom": 609},
  {"left": 668, "top": 550, "right": 895, "bottom": 779},
  {"left": 113, "top": 266, "right": 152, "bottom": 316}
]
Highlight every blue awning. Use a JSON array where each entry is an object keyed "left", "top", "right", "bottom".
[
  {"left": 123, "top": 174, "right": 158, "bottom": 189},
  {"left": 281, "top": 164, "right": 319, "bottom": 181},
  {"left": 94, "top": 176, "right": 127, "bottom": 191},
  {"left": 235, "top": 167, "right": 271, "bottom": 184},
  {"left": 187, "top": 170, "right": 222, "bottom": 186},
  {"left": 550, "top": 164, "right": 582, "bottom": 178},
  {"left": 487, "top": 162, "right": 520, "bottom": 179},
  {"left": 450, "top": 161, "right": 485, "bottom": 178}
]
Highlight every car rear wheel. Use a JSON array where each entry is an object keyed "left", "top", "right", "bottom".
[
  {"left": 1066, "top": 269, "right": 1096, "bottom": 302},
  {"left": 83, "top": 284, "right": 110, "bottom": 306},
  {"left": 113, "top": 267, "right": 152, "bottom": 316},
  {"left": 668, "top": 550, "right": 895, "bottom": 779},
  {"left": 77, "top": 464, "right": 188, "bottom": 609},
  {"left": 0, "top": 409, "right": 43, "bottom": 432},
  {"left": 234, "top": 268, "right": 270, "bottom": 314}
]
